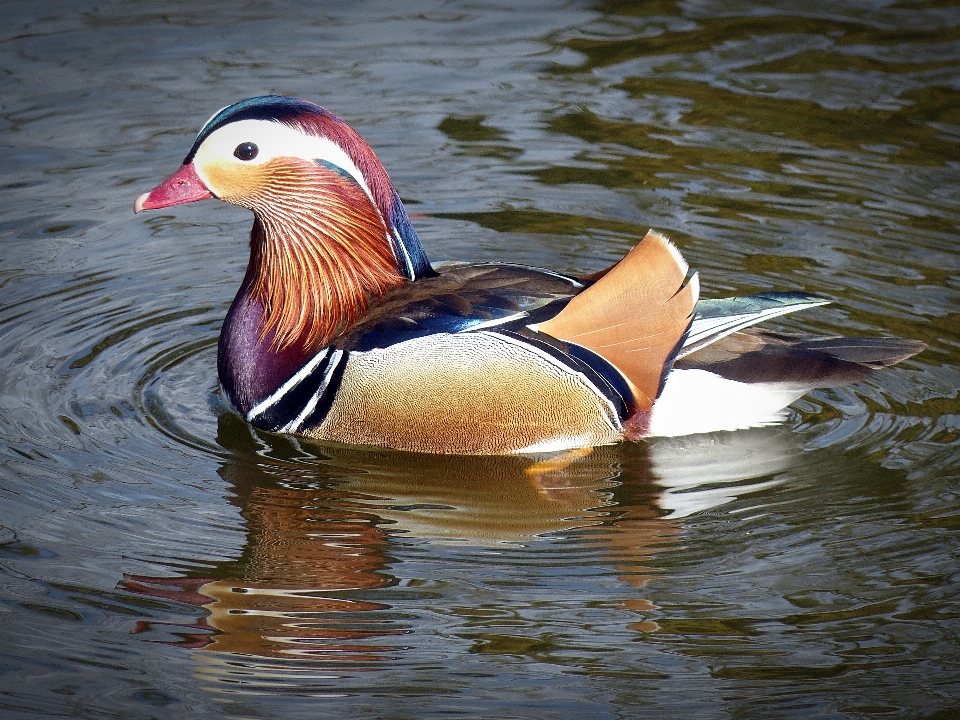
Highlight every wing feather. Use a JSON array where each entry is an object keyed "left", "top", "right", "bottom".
[
  {"left": 536, "top": 230, "right": 698, "bottom": 410},
  {"left": 680, "top": 292, "right": 830, "bottom": 358}
]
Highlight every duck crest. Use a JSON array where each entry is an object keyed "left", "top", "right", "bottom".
[{"left": 241, "top": 159, "right": 407, "bottom": 354}]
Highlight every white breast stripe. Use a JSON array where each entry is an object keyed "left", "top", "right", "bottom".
[
  {"left": 281, "top": 349, "right": 344, "bottom": 433},
  {"left": 247, "top": 348, "right": 330, "bottom": 422}
]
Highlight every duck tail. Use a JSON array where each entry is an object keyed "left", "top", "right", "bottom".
[
  {"left": 637, "top": 330, "right": 925, "bottom": 438},
  {"left": 674, "top": 330, "right": 926, "bottom": 387}
]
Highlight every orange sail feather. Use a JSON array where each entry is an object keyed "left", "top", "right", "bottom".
[{"left": 537, "top": 230, "right": 699, "bottom": 410}]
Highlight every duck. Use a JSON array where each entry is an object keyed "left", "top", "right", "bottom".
[{"left": 134, "top": 95, "right": 924, "bottom": 455}]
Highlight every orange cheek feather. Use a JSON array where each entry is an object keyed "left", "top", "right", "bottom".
[{"left": 201, "top": 159, "right": 270, "bottom": 204}]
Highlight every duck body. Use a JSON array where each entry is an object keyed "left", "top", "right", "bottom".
[
  {"left": 220, "top": 261, "right": 630, "bottom": 454},
  {"left": 136, "top": 96, "right": 924, "bottom": 455}
]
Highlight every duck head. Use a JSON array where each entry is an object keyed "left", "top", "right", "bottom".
[{"left": 136, "top": 97, "right": 435, "bottom": 412}]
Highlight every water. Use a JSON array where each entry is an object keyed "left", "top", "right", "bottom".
[{"left": 1, "top": 1, "right": 958, "bottom": 717}]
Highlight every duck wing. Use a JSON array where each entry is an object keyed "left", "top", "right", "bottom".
[
  {"left": 333, "top": 262, "right": 583, "bottom": 352},
  {"left": 338, "top": 232, "right": 699, "bottom": 416},
  {"left": 681, "top": 292, "right": 830, "bottom": 358},
  {"left": 536, "top": 230, "right": 699, "bottom": 411}
]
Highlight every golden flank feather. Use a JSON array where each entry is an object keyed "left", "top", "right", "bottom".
[
  {"left": 537, "top": 230, "right": 698, "bottom": 410},
  {"left": 236, "top": 160, "right": 406, "bottom": 352}
]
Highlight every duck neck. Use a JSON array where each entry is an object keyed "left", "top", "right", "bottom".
[{"left": 218, "top": 164, "right": 410, "bottom": 412}]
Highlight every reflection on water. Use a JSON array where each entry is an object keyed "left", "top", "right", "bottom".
[{"left": 122, "top": 418, "right": 800, "bottom": 673}]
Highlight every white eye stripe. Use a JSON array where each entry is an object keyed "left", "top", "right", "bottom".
[{"left": 192, "top": 119, "right": 375, "bottom": 202}]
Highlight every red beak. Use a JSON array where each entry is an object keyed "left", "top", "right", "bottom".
[{"left": 134, "top": 163, "right": 214, "bottom": 213}]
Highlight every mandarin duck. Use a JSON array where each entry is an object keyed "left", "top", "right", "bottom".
[{"left": 134, "top": 96, "right": 924, "bottom": 455}]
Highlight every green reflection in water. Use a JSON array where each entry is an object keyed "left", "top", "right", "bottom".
[
  {"left": 438, "top": 114, "right": 522, "bottom": 159},
  {"left": 623, "top": 79, "right": 960, "bottom": 166},
  {"left": 712, "top": 662, "right": 855, "bottom": 680},
  {"left": 562, "top": 10, "right": 960, "bottom": 69},
  {"left": 438, "top": 115, "right": 508, "bottom": 142},
  {"left": 538, "top": 94, "right": 957, "bottom": 204},
  {"left": 437, "top": 207, "right": 649, "bottom": 240},
  {"left": 743, "top": 49, "right": 959, "bottom": 75},
  {"left": 655, "top": 617, "right": 760, "bottom": 636},
  {"left": 589, "top": 0, "right": 682, "bottom": 18}
]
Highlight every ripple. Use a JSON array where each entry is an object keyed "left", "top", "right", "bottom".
[{"left": 136, "top": 336, "right": 224, "bottom": 455}]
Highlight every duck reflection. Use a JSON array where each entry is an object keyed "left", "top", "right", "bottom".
[{"left": 123, "top": 412, "right": 800, "bottom": 662}]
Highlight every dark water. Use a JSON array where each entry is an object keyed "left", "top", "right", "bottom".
[{"left": 2, "top": 1, "right": 959, "bottom": 717}]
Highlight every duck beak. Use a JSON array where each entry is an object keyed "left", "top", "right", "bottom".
[{"left": 134, "top": 163, "right": 214, "bottom": 213}]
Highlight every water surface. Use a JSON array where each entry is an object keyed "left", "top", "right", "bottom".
[{"left": 1, "top": 1, "right": 958, "bottom": 718}]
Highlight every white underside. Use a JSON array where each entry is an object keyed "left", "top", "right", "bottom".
[{"left": 648, "top": 369, "right": 809, "bottom": 437}]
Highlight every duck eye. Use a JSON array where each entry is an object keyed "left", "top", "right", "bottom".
[{"left": 234, "top": 142, "right": 259, "bottom": 161}]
